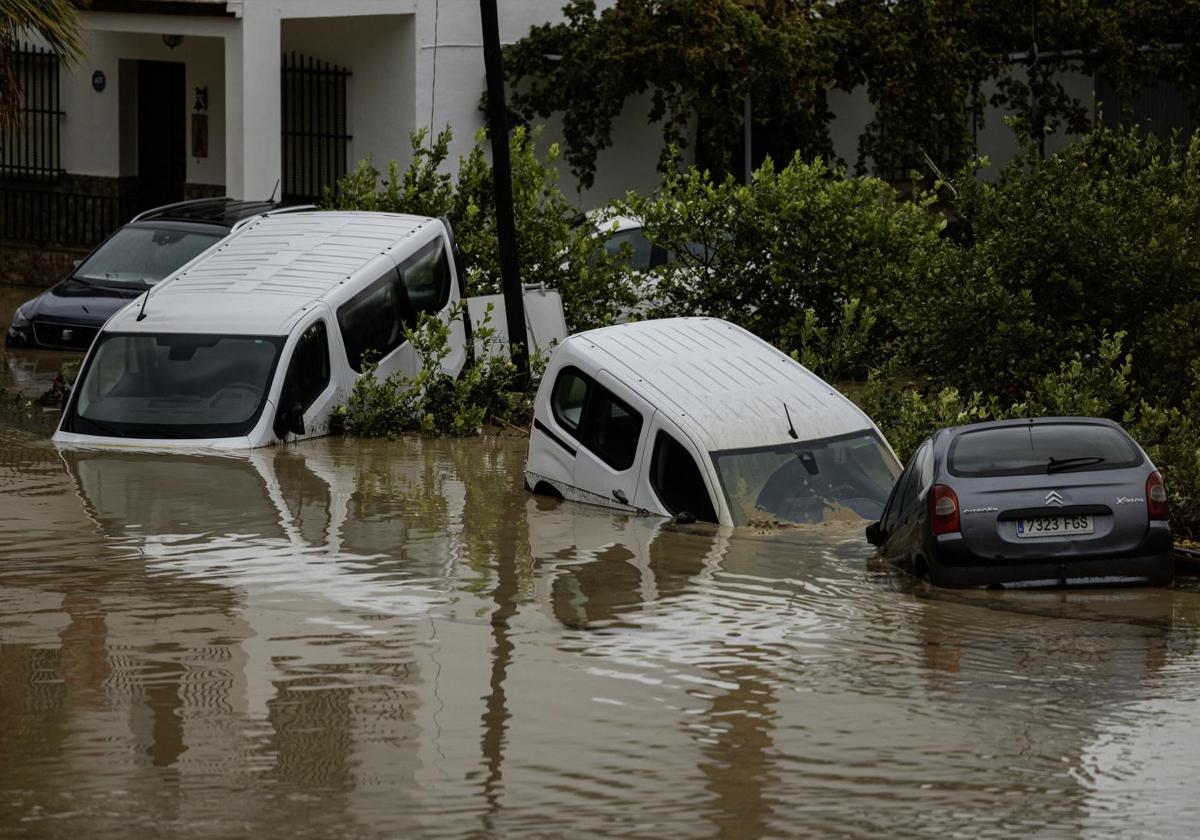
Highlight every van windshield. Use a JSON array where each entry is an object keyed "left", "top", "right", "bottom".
[
  {"left": 712, "top": 431, "right": 901, "bottom": 527},
  {"left": 66, "top": 333, "right": 284, "bottom": 439}
]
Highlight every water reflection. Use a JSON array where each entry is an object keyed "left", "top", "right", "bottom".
[{"left": 0, "top": 432, "right": 1199, "bottom": 836}]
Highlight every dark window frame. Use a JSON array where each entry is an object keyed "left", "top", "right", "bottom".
[
  {"left": 649, "top": 428, "right": 718, "bottom": 523},
  {"left": 336, "top": 267, "right": 414, "bottom": 373},
  {"left": 398, "top": 236, "right": 452, "bottom": 317},
  {"left": 947, "top": 423, "right": 1143, "bottom": 478},
  {"left": 278, "top": 319, "right": 331, "bottom": 414},
  {"left": 547, "top": 365, "right": 644, "bottom": 472}
]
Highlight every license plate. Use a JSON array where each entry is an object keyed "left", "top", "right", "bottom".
[{"left": 1016, "top": 515, "right": 1094, "bottom": 538}]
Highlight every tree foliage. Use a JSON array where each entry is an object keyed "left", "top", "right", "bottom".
[
  {"left": 0, "top": 0, "right": 83, "bottom": 129},
  {"left": 327, "top": 126, "right": 641, "bottom": 331},
  {"left": 504, "top": 0, "right": 1200, "bottom": 184}
]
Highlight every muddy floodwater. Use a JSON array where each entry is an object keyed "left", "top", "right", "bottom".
[{"left": 3, "top": 286, "right": 1200, "bottom": 838}]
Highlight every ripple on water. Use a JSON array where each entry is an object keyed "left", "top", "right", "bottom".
[{"left": 2, "top": 428, "right": 1200, "bottom": 837}]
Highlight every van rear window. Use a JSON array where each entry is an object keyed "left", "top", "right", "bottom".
[{"left": 948, "top": 423, "right": 1142, "bottom": 477}]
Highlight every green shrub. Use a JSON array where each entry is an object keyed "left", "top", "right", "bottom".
[
  {"left": 332, "top": 304, "right": 544, "bottom": 438},
  {"left": 906, "top": 128, "right": 1200, "bottom": 399},
  {"left": 328, "top": 126, "right": 639, "bottom": 332},
  {"left": 624, "top": 152, "right": 947, "bottom": 379}
]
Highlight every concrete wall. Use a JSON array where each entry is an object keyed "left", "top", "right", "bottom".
[
  {"left": 60, "top": 28, "right": 226, "bottom": 188},
  {"left": 281, "top": 15, "right": 417, "bottom": 182}
]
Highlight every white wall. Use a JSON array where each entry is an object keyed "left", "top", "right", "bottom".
[
  {"left": 281, "top": 15, "right": 417, "bottom": 179},
  {"left": 60, "top": 26, "right": 226, "bottom": 185}
]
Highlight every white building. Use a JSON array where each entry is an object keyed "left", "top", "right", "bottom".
[{"left": 1, "top": 0, "right": 1187, "bottom": 281}]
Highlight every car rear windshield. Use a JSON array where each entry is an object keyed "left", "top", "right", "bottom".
[
  {"left": 65, "top": 332, "right": 284, "bottom": 439},
  {"left": 712, "top": 430, "right": 901, "bottom": 527},
  {"left": 75, "top": 225, "right": 223, "bottom": 288},
  {"left": 948, "top": 423, "right": 1143, "bottom": 477}
]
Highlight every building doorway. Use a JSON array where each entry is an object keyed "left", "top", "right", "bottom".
[{"left": 136, "top": 61, "right": 185, "bottom": 211}]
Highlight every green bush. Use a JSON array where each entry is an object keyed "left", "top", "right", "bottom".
[
  {"left": 332, "top": 304, "right": 544, "bottom": 438},
  {"left": 904, "top": 129, "right": 1200, "bottom": 399},
  {"left": 328, "top": 126, "right": 639, "bottom": 332},
  {"left": 623, "top": 152, "right": 947, "bottom": 380}
]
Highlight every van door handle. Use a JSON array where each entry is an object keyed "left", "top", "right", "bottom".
[{"left": 612, "top": 489, "right": 629, "bottom": 505}]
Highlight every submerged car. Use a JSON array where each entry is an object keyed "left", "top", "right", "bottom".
[
  {"left": 6, "top": 197, "right": 306, "bottom": 351},
  {"left": 525, "top": 317, "right": 902, "bottom": 527},
  {"left": 866, "top": 417, "right": 1173, "bottom": 588}
]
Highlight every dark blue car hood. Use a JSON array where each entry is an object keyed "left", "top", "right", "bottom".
[{"left": 23, "top": 278, "right": 140, "bottom": 326}]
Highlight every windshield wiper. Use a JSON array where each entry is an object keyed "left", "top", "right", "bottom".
[{"left": 1047, "top": 456, "right": 1106, "bottom": 474}]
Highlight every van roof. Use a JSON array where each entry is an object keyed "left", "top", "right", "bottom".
[
  {"left": 567, "top": 317, "right": 875, "bottom": 452},
  {"left": 104, "top": 211, "right": 441, "bottom": 336}
]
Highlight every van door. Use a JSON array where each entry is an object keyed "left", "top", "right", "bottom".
[
  {"left": 273, "top": 315, "right": 339, "bottom": 442},
  {"left": 571, "top": 369, "right": 653, "bottom": 512},
  {"left": 634, "top": 414, "right": 721, "bottom": 523}
]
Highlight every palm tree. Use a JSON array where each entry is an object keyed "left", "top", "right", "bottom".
[{"left": 1, "top": 0, "right": 83, "bottom": 130}]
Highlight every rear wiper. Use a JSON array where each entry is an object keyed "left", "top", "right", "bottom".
[{"left": 1047, "top": 456, "right": 1106, "bottom": 474}]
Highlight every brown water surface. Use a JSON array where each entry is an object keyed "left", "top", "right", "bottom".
[{"left": 3, "top": 288, "right": 1200, "bottom": 838}]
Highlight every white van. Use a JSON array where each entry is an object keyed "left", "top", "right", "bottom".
[
  {"left": 525, "top": 317, "right": 902, "bottom": 527},
  {"left": 55, "top": 211, "right": 469, "bottom": 450}
]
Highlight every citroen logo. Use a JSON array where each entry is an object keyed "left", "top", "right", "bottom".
[
  {"left": 61, "top": 329, "right": 73, "bottom": 342},
  {"left": 1045, "top": 491, "right": 1065, "bottom": 506}
]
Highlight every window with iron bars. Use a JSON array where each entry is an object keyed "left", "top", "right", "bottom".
[
  {"left": 281, "top": 52, "right": 352, "bottom": 202},
  {"left": 1, "top": 41, "right": 64, "bottom": 179}
]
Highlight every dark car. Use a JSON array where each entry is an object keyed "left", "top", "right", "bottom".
[
  {"left": 866, "top": 417, "right": 1173, "bottom": 589},
  {"left": 5, "top": 198, "right": 305, "bottom": 351}
]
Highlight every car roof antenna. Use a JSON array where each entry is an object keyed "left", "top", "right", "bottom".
[
  {"left": 135, "top": 285, "right": 152, "bottom": 321},
  {"left": 783, "top": 402, "right": 799, "bottom": 440},
  {"left": 267, "top": 179, "right": 280, "bottom": 203}
]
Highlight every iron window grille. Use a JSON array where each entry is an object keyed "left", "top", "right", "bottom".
[
  {"left": 1, "top": 41, "right": 65, "bottom": 179},
  {"left": 281, "top": 52, "right": 352, "bottom": 202}
]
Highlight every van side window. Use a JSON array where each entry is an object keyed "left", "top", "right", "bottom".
[
  {"left": 551, "top": 368, "right": 589, "bottom": 432},
  {"left": 650, "top": 430, "right": 718, "bottom": 523},
  {"left": 584, "top": 387, "right": 642, "bottom": 471},
  {"left": 278, "top": 321, "right": 331, "bottom": 417},
  {"left": 337, "top": 268, "right": 413, "bottom": 372},
  {"left": 548, "top": 366, "right": 643, "bottom": 471},
  {"left": 400, "top": 238, "right": 452, "bottom": 316}
]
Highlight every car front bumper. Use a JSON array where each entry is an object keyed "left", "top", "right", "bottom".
[{"left": 930, "top": 524, "right": 1174, "bottom": 588}]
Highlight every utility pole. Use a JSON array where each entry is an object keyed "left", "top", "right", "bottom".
[
  {"left": 479, "top": 0, "right": 529, "bottom": 381},
  {"left": 1030, "top": 0, "right": 1045, "bottom": 159}
]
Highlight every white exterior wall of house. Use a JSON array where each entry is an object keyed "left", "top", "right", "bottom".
[
  {"left": 38, "top": 1, "right": 1110, "bottom": 217},
  {"left": 42, "top": 0, "right": 668, "bottom": 210}
]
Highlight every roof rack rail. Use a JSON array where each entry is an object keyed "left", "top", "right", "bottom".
[
  {"left": 229, "top": 203, "right": 316, "bottom": 232},
  {"left": 129, "top": 196, "right": 233, "bottom": 223}
]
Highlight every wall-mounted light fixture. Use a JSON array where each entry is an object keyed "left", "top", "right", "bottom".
[{"left": 162, "top": 34, "right": 184, "bottom": 49}]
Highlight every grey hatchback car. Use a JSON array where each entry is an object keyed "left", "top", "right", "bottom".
[{"left": 866, "top": 418, "right": 1173, "bottom": 588}]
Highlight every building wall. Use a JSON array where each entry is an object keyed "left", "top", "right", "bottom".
[
  {"left": 281, "top": 15, "right": 417, "bottom": 188},
  {"left": 60, "top": 28, "right": 226, "bottom": 189}
]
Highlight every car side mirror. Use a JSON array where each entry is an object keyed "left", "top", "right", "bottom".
[
  {"left": 276, "top": 402, "right": 305, "bottom": 439},
  {"left": 673, "top": 510, "right": 696, "bottom": 525},
  {"left": 59, "top": 383, "right": 72, "bottom": 413},
  {"left": 865, "top": 521, "right": 884, "bottom": 546}
]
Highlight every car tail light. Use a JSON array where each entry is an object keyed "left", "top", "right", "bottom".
[
  {"left": 930, "top": 484, "right": 960, "bottom": 535},
  {"left": 1147, "top": 471, "right": 1170, "bottom": 520}
]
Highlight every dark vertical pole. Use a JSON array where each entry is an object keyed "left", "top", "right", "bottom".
[
  {"left": 1030, "top": 0, "right": 1045, "bottom": 159},
  {"left": 479, "top": 0, "right": 529, "bottom": 381}
]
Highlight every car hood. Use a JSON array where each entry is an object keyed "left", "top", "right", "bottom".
[{"left": 24, "top": 278, "right": 141, "bottom": 325}]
